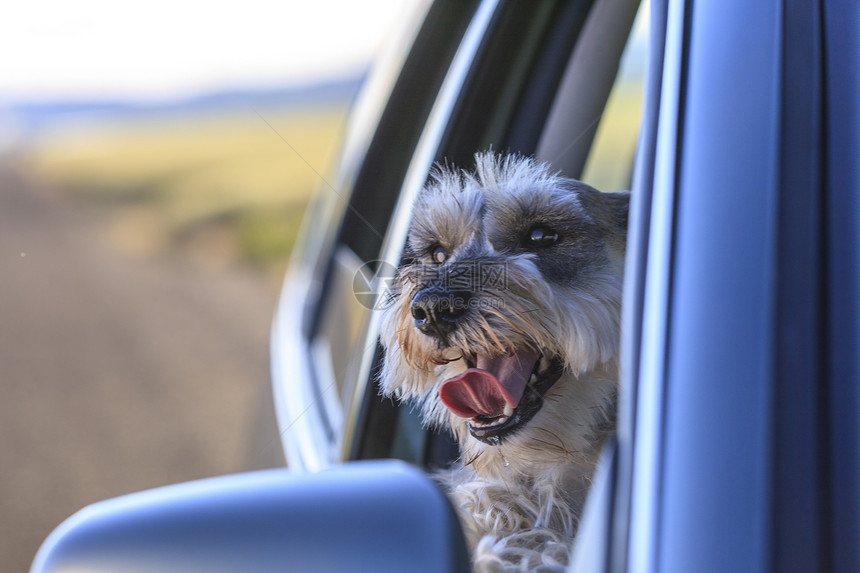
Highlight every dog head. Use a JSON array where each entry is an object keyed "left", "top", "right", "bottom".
[{"left": 379, "top": 152, "right": 627, "bottom": 475}]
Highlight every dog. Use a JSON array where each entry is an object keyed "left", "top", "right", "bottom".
[{"left": 378, "top": 152, "right": 628, "bottom": 571}]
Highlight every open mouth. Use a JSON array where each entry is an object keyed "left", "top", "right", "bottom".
[{"left": 439, "top": 349, "right": 564, "bottom": 445}]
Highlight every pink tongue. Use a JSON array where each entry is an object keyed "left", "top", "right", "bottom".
[{"left": 439, "top": 349, "right": 540, "bottom": 419}]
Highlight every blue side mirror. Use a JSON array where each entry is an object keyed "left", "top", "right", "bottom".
[{"left": 32, "top": 460, "right": 470, "bottom": 573}]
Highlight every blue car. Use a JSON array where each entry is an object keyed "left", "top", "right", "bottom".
[{"left": 32, "top": 0, "right": 860, "bottom": 571}]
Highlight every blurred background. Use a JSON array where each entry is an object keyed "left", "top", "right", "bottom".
[{"left": 0, "top": 1, "right": 420, "bottom": 570}]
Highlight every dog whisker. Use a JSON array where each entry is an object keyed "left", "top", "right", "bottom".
[
  {"left": 531, "top": 428, "right": 572, "bottom": 457},
  {"left": 463, "top": 449, "right": 486, "bottom": 467}
]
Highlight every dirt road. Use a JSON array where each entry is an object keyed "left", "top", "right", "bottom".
[{"left": 0, "top": 163, "right": 285, "bottom": 571}]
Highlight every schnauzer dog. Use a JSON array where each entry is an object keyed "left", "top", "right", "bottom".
[{"left": 379, "top": 152, "right": 628, "bottom": 571}]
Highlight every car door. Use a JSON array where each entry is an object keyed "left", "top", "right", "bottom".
[{"left": 570, "top": 0, "right": 860, "bottom": 571}]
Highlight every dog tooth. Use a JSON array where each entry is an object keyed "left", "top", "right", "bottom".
[
  {"left": 529, "top": 373, "right": 538, "bottom": 385},
  {"left": 442, "top": 349, "right": 460, "bottom": 361},
  {"left": 539, "top": 356, "right": 550, "bottom": 374},
  {"left": 470, "top": 415, "right": 509, "bottom": 429},
  {"left": 503, "top": 403, "right": 514, "bottom": 417}
]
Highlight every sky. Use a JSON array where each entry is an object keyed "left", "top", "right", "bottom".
[{"left": 1, "top": 0, "right": 424, "bottom": 105}]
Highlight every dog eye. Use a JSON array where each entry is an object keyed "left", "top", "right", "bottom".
[
  {"left": 528, "top": 226, "right": 559, "bottom": 248},
  {"left": 431, "top": 245, "right": 448, "bottom": 264}
]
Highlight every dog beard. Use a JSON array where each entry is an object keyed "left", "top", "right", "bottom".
[{"left": 378, "top": 152, "right": 628, "bottom": 571}]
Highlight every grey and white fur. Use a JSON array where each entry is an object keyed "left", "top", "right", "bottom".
[{"left": 379, "top": 152, "right": 628, "bottom": 571}]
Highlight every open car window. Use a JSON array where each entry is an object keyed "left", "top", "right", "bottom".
[{"left": 272, "top": 0, "right": 650, "bottom": 472}]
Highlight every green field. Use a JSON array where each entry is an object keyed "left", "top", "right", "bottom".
[
  {"left": 20, "top": 89, "right": 642, "bottom": 282},
  {"left": 23, "top": 105, "right": 349, "bottom": 278}
]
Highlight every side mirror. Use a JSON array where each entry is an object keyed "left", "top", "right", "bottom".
[{"left": 32, "top": 460, "right": 470, "bottom": 573}]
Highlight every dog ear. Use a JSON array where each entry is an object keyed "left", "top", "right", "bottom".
[
  {"left": 574, "top": 185, "right": 630, "bottom": 259},
  {"left": 607, "top": 190, "right": 630, "bottom": 232},
  {"left": 573, "top": 185, "right": 629, "bottom": 228},
  {"left": 602, "top": 190, "right": 630, "bottom": 262}
]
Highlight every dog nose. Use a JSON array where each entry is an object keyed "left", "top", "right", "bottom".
[{"left": 411, "top": 286, "right": 471, "bottom": 339}]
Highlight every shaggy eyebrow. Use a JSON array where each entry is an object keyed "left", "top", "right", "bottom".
[{"left": 490, "top": 201, "right": 575, "bottom": 231}]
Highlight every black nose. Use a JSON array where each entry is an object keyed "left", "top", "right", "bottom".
[{"left": 411, "top": 286, "right": 471, "bottom": 339}]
